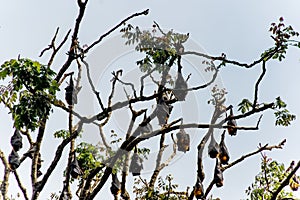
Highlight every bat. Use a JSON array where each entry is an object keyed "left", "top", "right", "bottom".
[
  {"left": 110, "top": 173, "right": 121, "bottom": 195},
  {"left": 227, "top": 108, "right": 237, "bottom": 136},
  {"left": 65, "top": 75, "right": 77, "bottom": 105},
  {"left": 129, "top": 153, "right": 143, "bottom": 176},
  {"left": 208, "top": 133, "right": 219, "bottom": 158},
  {"left": 290, "top": 175, "right": 299, "bottom": 191},
  {"left": 10, "top": 129, "right": 23, "bottom": 151},
  {"left": 139, "top": 113, "right": 153, "bottom": 135},
  {"left": 173, "top": 69, "right": 188, "bottom": 101},
  {"left": 213, "top": 159, "right": 224, "bottom": 187},
  {"left": 70, "top": 153, "right": 83, "bottom": 179},
  {"left": 156, "top": 93, "right": 173, "bottom": 126},
  {"left": 176, "top": 129, "right": 190, "bottom": 153},
  {"left": 193, "top": 177, "right": 204, "bottom": 199},
  {"left": 8, "top": 150, "right": 20, "bottom": 170},
  {"left": 219, "top": 131, "right": 230, "bottom": 164}
]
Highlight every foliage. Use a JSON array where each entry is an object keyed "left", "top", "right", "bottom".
[
  {"left": 0, "top": 3, "right": 299, "bottom": 200},
  {"left": 0, "top": 58, "right": 58, "bottom": 130},
  {"left": 133, "top": 175, "right": 186, "bottom": 200},
  {"left": 121, "top": 23, "right": 189, "bottom": 73},
  {"left": 238, "top": 99, "right": 253, "bottom": 114},
  {"left": 262, "top": 17, "right": 300, "bottom": 61},
  {"left": 245, "top": 155, "right": 297, "bottom": 200},
  {"left": 75, "top": 142, "right": 105, "bottom": 177},
  {"left": 237, "top": 96, "right": 296, "bottom": 126},
  {"left": 53, "top": 130, "right": 70, "bottom": 140},
  {"left": 273, "top": 97, "right": 296, "bottom": 126}
]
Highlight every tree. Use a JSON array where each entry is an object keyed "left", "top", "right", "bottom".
[{"left": 0, "top": 1, "right": 299, "bottom": 200}]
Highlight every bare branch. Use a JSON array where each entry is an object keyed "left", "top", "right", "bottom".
[
  {"left": 98, "top": 125, "right": 111, "bottom": 149},
  {"left": 223, "top": 139, "right": 286, "bottom": 170},
  {"left": 39, "top": 27, "right": 72, "bottom": 67},
  {"left": 47, "top": 29, "right": 72, "bottom": 67},
  {"left": 83, "top": 9, "right": 149, "bottom": 54},
  {"left": 112, "top": 70, "right": 137, "bottom": 98},
  {"left": 140, "top": 66, "right": 159, "bottom": 97},
  {"left": 149, "top": 133, "right": 166, "bottom": 188},
  {"left": 182, "top": 47, "right": 279, "bottom": 69},
  {"left": 59, "top": 104, "right": 75, "bottom": 200},
  {"left": 81, "top": 59, "right": 105, "bottom": 111},
  {"left": 31, "top": 119, "right": 47, "bottom": 186},
  {"left": 13, "top": 171, "right": 29, "bottom": 200},
  {"left": 253, "top": 60, "right": 266, "bottom": 109},
  {"left": 0, "top": 150, "right": 9, "bottom": 200},
  {"left": 39, "top": 27, "right": 59, "bottom": 57},
  {"left": 157, "top": 134, "right": 177, "bottom": 172},
  {"left": 55, "top": 0, "right": 89, "bottom": 82}
]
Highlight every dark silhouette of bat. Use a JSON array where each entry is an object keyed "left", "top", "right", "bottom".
[
  {"left": 208, "top": 133, "right": 219, "bottom": 158},
  {"left": 8, "top": 150, "right": 20, "bottom": 170},
  {"left": 219, "top": 131, "right": 230, "bottom": 164},
  {"left": 227, "top": 108, "right": 237, "bottom": 136},
  {"left": 10, "top": 129, "right": 23, "bottom": 151},
  {"left": 129, "top": 153, "right": 143, "bottom": 176},
  {"left": 176, "top": 128, "right": 190, "bottom": 153}
]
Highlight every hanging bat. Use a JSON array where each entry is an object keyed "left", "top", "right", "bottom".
[
  {"left": 208, "top": 133, "right": 219, "bottom": 158},
  {"left": 65, "top": 74, "right": 77, "bottom": 106},
  {"left": 227, "top": 108, "right": 237, "bottom": 136},
  {"left": 8, "top": 150, "right": 20, "bottom": 170},
  {"left": 10, "top": 129, "right": 23, "bottom": 151},
  {"left": 129, "top": 153, "right": 143, "bottom": 176},
  {"left": 139, "top": 113, "right": 153, "bottom": 135},
  {"left": 213, "top": 159, "right": 224, "bottom": 187},
  {"left": 70, "top": 153, "right": 83, "bottom": 179},
  {"left": 176, "top": 129, "right": 190, "bottom": 153},
  {"left": 156, "top": 93, "right": 173, "bottom": 126},
  {"left": 173, "top": 69, "right": 188, "bottom": 101},
  {"left": 219, "top": 131, "right": 230, "bottom": 165},
  {"left": 193, "top": 177, "right": 204, "bottom": 199},
  {"left": 110, "top": 173, "right": 121, "bottom": 195},
  {"left": 290, "top": 175, "right": 299, "bottom": 191}
]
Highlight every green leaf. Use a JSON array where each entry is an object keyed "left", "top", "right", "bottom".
[{"left": 238, "top": 99, "right": 253, "bottom": 114}]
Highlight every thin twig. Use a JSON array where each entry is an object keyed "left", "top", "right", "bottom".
[
  {"left": 223, "top": 139, "right": 286, "bottom": 170},
  {"left": 55, "top": 0, "right": 89, "bottom": 82},
  {"left": 84, "top": 9, "right": 149, "bottom": 53},
  {"left": 13, "top": 171, "right": 29, "bottom": 200},
  {"left": 140, "top": 66, "right": 158, "bottom": 96},
  {"left": 253, "top": 60, "right": 266, "bottom": 109},
  {"left": 112, "top": 70, "right": 137, "bottom": 98},
  {"left": 182, "top": 47, "right": 279, "bottom": 69},
  {"left": 81, "top": 59, "right": 105, "bottom": 111},
  {"left": 39, "top": 27, "right": 59, "bottom": 57}
]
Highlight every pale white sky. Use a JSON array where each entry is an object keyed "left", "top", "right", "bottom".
[{"left": 1, "top": 0, "right": 300, "bottom": 199}]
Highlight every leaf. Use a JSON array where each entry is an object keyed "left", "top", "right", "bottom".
[{"left": 238, "top": 99, "right": 253, "bottom": 114}]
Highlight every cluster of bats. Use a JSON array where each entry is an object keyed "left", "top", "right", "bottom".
[
  {"left": 8, "top": 128, "right": 83, "bottom": 179},
  {"left": 193, "top": 109, "right": 237, "bottom": 199},
  {"left": 62, "top": 68, "right": 237, "bottom": 196},
  {"left": 7, "top": 65, "right": 239, "bottom": 198},
  {"left": 8, "top": 130, "right": 43, "bottom": 177}
]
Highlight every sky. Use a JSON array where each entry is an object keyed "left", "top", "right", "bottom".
[{"left": 1, "top": 0, "right": 300, "bottom": 199}]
